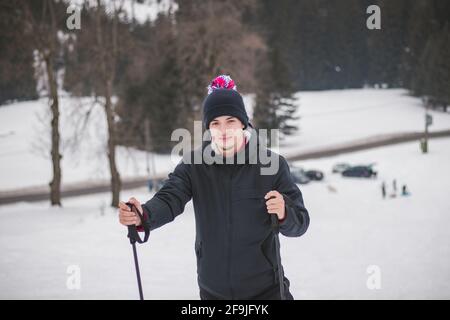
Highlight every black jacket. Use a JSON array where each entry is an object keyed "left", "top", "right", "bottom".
[{"left": 141, "top": 132, "right": 310, "bottom": 299}]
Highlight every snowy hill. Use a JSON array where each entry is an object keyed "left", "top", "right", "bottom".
[{"left": 280, "top": 89, "right": 450, "bottom": 157}]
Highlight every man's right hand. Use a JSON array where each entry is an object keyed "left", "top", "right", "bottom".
[{"left": 118, "top": 197, "right": 143, "bottom": 227}]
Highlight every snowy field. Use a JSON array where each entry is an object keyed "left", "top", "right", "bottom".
[
  {"left": 1, "top": 137, "right": 449, "bottom": 299},
  {"left": 1, "top": 89, "right": 450, "bottom": 191}
]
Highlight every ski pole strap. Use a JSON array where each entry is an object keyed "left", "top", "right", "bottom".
[{"left": 126, "top": 202, "right": 150, "bottom": 244}]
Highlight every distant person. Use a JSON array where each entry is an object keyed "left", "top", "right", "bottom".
[
  {"left": 401, "top": 184, "right": 410, "bottom": 196},
  {"left": 381, "top": 181, "right": 386, "bottom": 199},
  {"left": 390, "top": 179, "right": 397, "bottom": 198}
]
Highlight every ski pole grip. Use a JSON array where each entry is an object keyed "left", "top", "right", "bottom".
[
  {"left": 267, "top": 196, "right": 280, "bottom": 233},
  {"left": 126, "top": 202, "right": 150, "bottom": 244}
]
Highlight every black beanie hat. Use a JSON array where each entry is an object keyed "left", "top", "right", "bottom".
[{"left": 202, "top": 76, "right": 249, "bottom": 129}]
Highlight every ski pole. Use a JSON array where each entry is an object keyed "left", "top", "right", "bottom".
[
  {"left": 126, "top": 202, "right": 150, "bottom": 300},
  {"left": 131, "top": 237, "right": 144, "bottom": 300},
  {"left": 271, "top": 213, "right": 286, "bottom": 300}
]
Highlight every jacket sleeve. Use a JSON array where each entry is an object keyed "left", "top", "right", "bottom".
[
  {"left": 141, "top": 160, "right": 193, "bottom": 231},
  {"left": 274, "top": 156, "right": 310, "bottom": 237}
]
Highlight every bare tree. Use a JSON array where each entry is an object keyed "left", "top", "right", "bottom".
[
  {"left": 64, "top": 0, "right": 135, "bottom": 206},
  {"left": 92, "top": 0, "right": 124, "bottom": 207},
  {"left": 175, "top": 0, "right": 265, "bottom": 123},
  {"left": 21, "top": 0, "right": 63, "bottom": 206}
]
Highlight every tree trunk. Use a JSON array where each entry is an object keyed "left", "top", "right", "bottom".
[
  {"left": 45, "top": 54, "right": 62, "bottom": 206},
  {"left": 104, "top": 80, "right": 121, "bottom": 207},
  {"left": 95, "top": 0, "right": 122, "bottom": 207}
]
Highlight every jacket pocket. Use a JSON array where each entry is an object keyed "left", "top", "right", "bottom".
[{"left": 231, "top": 188, "right": 268, "bottom": 229}]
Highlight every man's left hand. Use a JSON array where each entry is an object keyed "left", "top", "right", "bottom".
[{"left": 264, "top": 190, "right": 286, "bottom": 220}]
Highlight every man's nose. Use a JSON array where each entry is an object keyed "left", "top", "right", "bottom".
[{"left": 218, "top": 123, "right": 228, "bottom": 134}]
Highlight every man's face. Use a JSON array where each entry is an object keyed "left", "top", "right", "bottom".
[{"left": 209, "top": 116, "right": 245, "bottom": 153}]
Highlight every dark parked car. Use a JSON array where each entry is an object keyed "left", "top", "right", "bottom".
[
  {"left": 342, "top": 165, "right": 377, "bottom": 178},
  {"left": 332, "top": 162, "right": 351, "bottom": 173},
  {"left": 305, "top": 170, "right": 324, "bottom": 181}
]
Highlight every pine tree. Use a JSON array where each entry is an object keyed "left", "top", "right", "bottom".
[
  {"left": 252, "top": 0, "right": 300, "bottom": 144},
  {"left": 366, "top": 0, "right": 411, "bottom": 87},
  {"left": 401, "top": 0, "right": 437, "bottom": 93},
  {"left": 416, "top": 23, "right": 450, "bottom": 110},
  {"left": 0, "top": 2, "right": 38, "bottom": 104},
  {"left": 253, "top": 46, "right": 298, "bottom": 143}
]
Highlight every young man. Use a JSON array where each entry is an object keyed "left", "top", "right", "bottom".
[{"left": 119, "top": 75, "right": 310, "bottom": 300}]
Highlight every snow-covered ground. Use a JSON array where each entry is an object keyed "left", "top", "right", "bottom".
[
  {"left": 290, "top": 137, "right": 450, "bottom": 299},
  {"left": 1, "top": 137, "right": 449, "bottom": 299},
  {"left": 1, "top": 88, "right": 449, "bottom": 191}
]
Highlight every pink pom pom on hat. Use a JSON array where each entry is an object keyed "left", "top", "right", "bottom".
[{"left": 207, "top": 75, "right": 237, "bottom": 94}]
